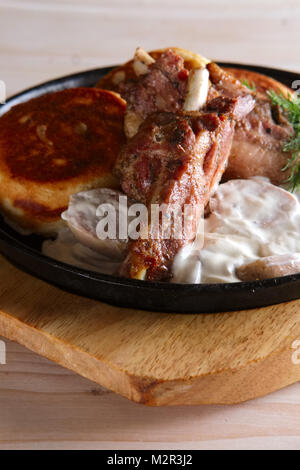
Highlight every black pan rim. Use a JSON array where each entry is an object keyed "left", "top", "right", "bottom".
[
  {"left": 0, "top": 62, "right": 299, "bottom": 313},
  {"left": 0, "top": 223, "right": 299, "bottom": 293}
]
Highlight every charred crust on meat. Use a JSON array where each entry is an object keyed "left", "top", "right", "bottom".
[{"left": 168, "top": 123, "right": 187, "bottom": 146}]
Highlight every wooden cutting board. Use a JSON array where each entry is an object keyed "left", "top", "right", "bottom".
[{"left": 0, "top": 254, "right": 299, "bottom": 406}]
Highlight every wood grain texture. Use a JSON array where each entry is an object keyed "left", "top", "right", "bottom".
[
  {"left": 1, "top": 0, "right": 300, "bottom": 97},
  {"left": 0, "top": 254, "right": 300, "bottom": 410},
  {"left": 1, "top": 336, "right": 300, "bottom": 450},
  {"left": 1, "top": 0, "right": 300, "bottom": 450}
]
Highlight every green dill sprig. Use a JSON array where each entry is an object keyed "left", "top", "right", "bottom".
[
  {"left": 241, "top": 79, "right": 257, "bottom": 92},
  {"left": 267, "top": 89, "right": 300, "bottom": 192}
]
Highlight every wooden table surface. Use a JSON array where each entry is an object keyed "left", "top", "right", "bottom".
[{"left": 1, "top": 0, "right": 300, "bottom": 451}]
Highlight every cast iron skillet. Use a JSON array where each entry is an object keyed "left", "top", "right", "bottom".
[{"left": 0, "top": 63, "right": 299, "bottom": 314}]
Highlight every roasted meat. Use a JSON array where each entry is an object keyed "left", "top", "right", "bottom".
[
  {"left": 222, "top": 68, "right": 294, "bottom": 185},
  {"left": 114, "top": 58, "right": 255, "bottom": 280},
  {"left": 207, "top": 62, "right": 254, "bottom": 101},
  {"left": 116, "top": 96, "right": 255, "bottom": 280},
  {"left": 96, "top": 47, "right": 210, "bottom": 94},
  {"left": 101, "top": 48, "right": 293, "bottom": 187},
  {"left": 119, "top": 49, "right": 190, "bottom": 138},
  {"left": 224, "top": 94, "right": 293, "bottom": 185}
]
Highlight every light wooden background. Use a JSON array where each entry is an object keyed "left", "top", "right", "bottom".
[{"left": 1, "top": 0, "right": 300, "bottom": 451}]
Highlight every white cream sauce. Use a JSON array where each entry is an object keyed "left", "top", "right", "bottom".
[
  {"left": 42, "top": 179, "right": 300, "bottom": 283},
  {"left": 173, "top": 178, "right": 300, "bottom": 283},
  {"left": 43, "top": 227, "right": 121, "bottom": 275},
  {"left": 61, "top": 188, "right": 130, "bottom": 260}
]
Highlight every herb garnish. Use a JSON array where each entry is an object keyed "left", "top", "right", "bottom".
[
  {"left": 267, "top": 89, "right": 300, "bottom": 191},
  {"left": 241, "top": 79, "right": 257, "bottom": 92}
]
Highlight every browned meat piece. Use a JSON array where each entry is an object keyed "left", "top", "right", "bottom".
[
  {"left": 120, "top": 49, "right": 189, "bottom": 137},
  {"left": 224, "top": 95, "right": 293, "bottom": 184},
  {"left": 222, "top": 68, "right": 294, "bottom": 185},
  {"left": 96, "top": 47, "right": 210, "bottom": 93},
  {"left": 116, "top": 93, "right": 256, "bottom": 205},
  {"left": 116, "top": 92, "right": 255, "bottom": 280},
  {"left": 207, "top": 62, "right": 253, "bottom": 99},
  {"left": 111, "top": 51, "right": 256, "bottom": 142},
  {"left": 206, "top": 63, "right": 258, "bottom": 120},
  {"left": 206, "top": 95, "right": 257, "bottom": 121},
  {"left": 236, "top": 254, "right": 300, "bottom": 281},
  {"left": 116, "top": 111, "right": 234, "bottom": 280},
  {"left": 116, "top": 111, "right": 236, "bottom": 207},
  {"left": 114, "top": 61, "right": 255, "bottom": 280}
]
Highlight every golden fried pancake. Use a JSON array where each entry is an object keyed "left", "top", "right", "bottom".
[
  {"left": 224, "top": 68, "right": 291, "bottom": 97},
  {"left": 96, "top": 47, "right": 210, "bottom": 92},
  {"left": 0, "top": 88, "right": 126, "bottom": 235}
]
